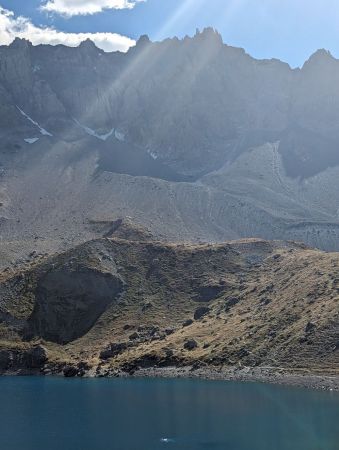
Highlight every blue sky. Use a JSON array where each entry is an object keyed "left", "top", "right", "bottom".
[{"left": 0, "top": 0, "right": 339, "bottom": 67}]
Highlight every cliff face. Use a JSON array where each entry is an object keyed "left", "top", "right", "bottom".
[
  {"left": 0, "top": 237, "right": 338, "bottom": 376},
  {"left": 2, "top": 31, "right": 339, "bottom": 177},
  {"left": 1, "top": 31, "right": 339, "bottom": 262}
]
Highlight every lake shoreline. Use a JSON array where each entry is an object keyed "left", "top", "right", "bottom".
[
  {"left": 2, "top": 365, "right": 339, "bottom": 392},
  {"left": 124, "top": 366, "right": 339, "bottom": 392}
]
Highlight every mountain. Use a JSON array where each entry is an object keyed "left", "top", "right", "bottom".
[
  {"left": 1, "top": 29, "right": 339, "bottom": 267},
  {"left": 0, "top": 234, "right": 338, "bottom": 378}
]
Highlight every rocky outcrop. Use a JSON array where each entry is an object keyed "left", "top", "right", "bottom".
[
  {"left": 100, "top": 342, "right": 130, "bottom": 360},
  {"left": 0, "top": 345, "right": 48, "bottom": 374},
  {"left": 26, "top": 267, "right": 124, "bottom": 344},
  {"left": 194, "top": 306, "right": 210, "bottom": 320}
]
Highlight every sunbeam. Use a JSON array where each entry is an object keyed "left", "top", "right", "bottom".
[{"left": 154, "top": 0, "right": 205, "bottom": 40}]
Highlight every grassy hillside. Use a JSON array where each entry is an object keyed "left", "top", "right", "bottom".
[{"left": 0, "top": 233, "right": 338, "bottom": 377}]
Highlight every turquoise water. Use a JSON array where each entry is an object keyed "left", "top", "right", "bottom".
[{"left": 0, "top": 377, "right": 338, "bottom": 450}]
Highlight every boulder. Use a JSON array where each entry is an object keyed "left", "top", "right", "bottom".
[
  {"left": 184, "top": 339, "right": 198, "bottom": 351},
  {"left": 194, "top": 306, "right": 210, "bottom": 320},
  {"left": 225, "top": 297, "right": 240, "bottom": 310},
  {"left": 305, "top": 322, "right": 316, "bottom": 333},
  {"left": 63, "top": 365, "right": 78, "bottom": 377},
  {"left": 129, "top": 332, "right": 140, "bottom": 341},
  {"left": 100, "top": 342, "right": 129, "bottom": 360}
]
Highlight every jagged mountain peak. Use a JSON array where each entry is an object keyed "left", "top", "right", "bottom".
[
  {"left": 303, "top": 48, "right": 336, "bottom": 68},
  {"left": 78, "top": 38, "right": 99, "bottom": 52},
  {"left": 8, "top": 37, "right": 32, "bottom": 51},
  {"left": 194, "top": 26, "right": 221, "bottom": 37},
  {"left": 136, "top": 34, "right": 151, "bottom": 45},
  {"left": 194, "top": 27, "right": 223, "bottom": 43}
]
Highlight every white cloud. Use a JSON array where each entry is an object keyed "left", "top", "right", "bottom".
[
  {"left": 0, "top": 6, "right": 135, "bottom": 52},
  {"left": 41, "top": 0, "right": 142, "bottom": 16}
]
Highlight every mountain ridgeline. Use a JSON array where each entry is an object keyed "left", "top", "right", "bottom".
[{"left": 1, "top": 28, "right": 339, "bottom": 262}]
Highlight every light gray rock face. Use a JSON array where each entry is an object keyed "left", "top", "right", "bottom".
[{"left": 0, "top": 29, "right": 339, "bottom": 262}]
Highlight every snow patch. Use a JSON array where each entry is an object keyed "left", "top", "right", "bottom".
[
  {"left": 100, "top": 128, "right": 115, "bottom": 141},
  {"left": 17, "top": 107, "right": 53, "bottom": 137},
  {"left": 24, "top": 138, "right": 39, "bottom": 144},
  {"left": 74, "top": 118, "right": 115, "bottom": 141},
  {"left": 114, "top": 130, "right": 125, "bottom": 142},
  {"left": 74, "top": 118, "right": 126, "bottom": 142},
  {"left": 147, "top": 149, "right": 158, "bottom": 160}
]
